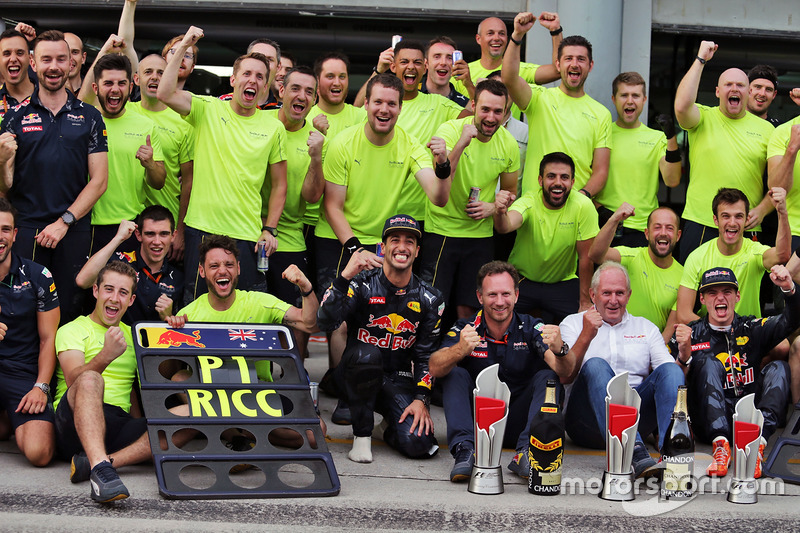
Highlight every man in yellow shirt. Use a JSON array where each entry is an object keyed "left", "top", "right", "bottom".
[{"left": 674, "top": 41, "right": 775, "bottom": 261}]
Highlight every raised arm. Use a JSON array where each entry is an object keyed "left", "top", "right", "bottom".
[
  {"left": 502, "top": 12, "right": 536, "bottom": 111},
  {"left": 76, "top": 220, "right": 136, "bottom": 288},
  {"left": 415, "top": 136, "right": 452, "bottom": 207},
  {"left": 280, "top": 265, "right": 319, "bottom": 333},
  {"left": 493, "top": 190, "right": 523, "bottom": 233},
  {"left": 768, "top": 121, "right": 800, "bottom": 192},
  {"left": 763, "top": 187, "right": 791, "bottom": 267},
  {"left": 58, "top": 326, "right": 129, "bottom": 388},
  {"left": 354, "top": 47, "right": 394, "bottom": 108},
  {"left": 655, "top": 114, "right": 682, "bottom": 187},
  {"left": 157, "top": 26, "right": 203, "bottom": 116},
  {"left": 77, "top": 34, "right": 128, "bottom": 105},
  {"left": 588, "top": 203, "right": 632, "bottom": 263},
  {"left": 301, "top": 131, "right": 325, "bottom": 203},
  {"left": 675, "top": 41, "right": 718, "bottom": 130},
  {"left": 117, "top": 0, "right": 140, "bottom": 72},
  {"left": 532, "top": 11, "right": 563, "bottom": 85}
]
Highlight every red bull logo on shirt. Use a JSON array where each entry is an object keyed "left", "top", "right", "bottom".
[
  {"left": 715, "top": 351, "right": 754, "bottom": 389},
  {"left": 358, "top": 313, "right": 418, "bottom": 350}
]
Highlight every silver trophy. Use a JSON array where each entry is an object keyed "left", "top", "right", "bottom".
[
  {"left": 600, "top": 372, "right": 641, "bottom": 501},
  {"left": 727, "top": 393, "right": 764, "bottom": 504},
  {"left": 468, "top": 364, "right": 511, "bottom": 495}
]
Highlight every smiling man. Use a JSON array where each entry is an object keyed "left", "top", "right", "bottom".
[
  {"left": 675, "top": 42, "right": 776, "bottom": 260},
  {"left": 420, "top": 79, "right": 519, "bottom": 320},
  {"left": 80, "top": 48, "right": 166, "bottom": 254},
  {"left": 589, "top": 204, "right": 683, "bottom": 343},
  {"left": 158, "top": 26, "right": 287, "bottom": 304},
  {"left": 747, "top": 64, "right": 780, "bottom": 126},
  {"left": 63, "top": 32, "right": 86, "bottom": 95},
  {"left": 0, "top": 30, "right": 108, "bottom": 324},
  {"left": 595, "top": 72, "right": 681, "bottom": 247},
  {"left": 0, "top": 28, "right": 36, "bottom": 121},
  {"left": 76, "top": 205, "right": 184, "bottom": 324},
  {"left": 677, "top": 187, "right": 790, "bottom": 325},
  {"left": 494, "top": 152, "right": 598, "bottom": 323},
  {"left": 317, "top": 215, "right": 444, "bottom": 464},
  {"left": 419, "top": 36, "right": 469, "bottom": 107},
  {"left": 502, "top": 12, "right": 611, "bottom": 198},
  {"left": 560, "top": 261, "right": 685, "bottom": 478},
  {"left": 429, "top": 261, "right": 574, "bottom": 482},
  {"left": 671, "top": 266, "right": 797, "bottom": 478}
]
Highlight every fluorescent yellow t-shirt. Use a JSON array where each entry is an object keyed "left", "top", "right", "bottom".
[
  {"left": 315, "top": 124, "right": 432, "bottom": 245},
  {"left": 767, "top": 117, "right": 800, "bottom": 236},
  {"left": 596, "top": 123, "right": 667, "bottom": 231},
  {"left": 617, "top": 246, "right": 683, "bottom": 330},
  {"left": 92, "top": 110, "right": 164, "bottom": 225},
  {"left": 508, "top": 189, "right": 599, "bottom": 282},
  {"left": 426, "top": 117, "right": 519, "bottom": 238},
  {"left": 681, "top": 105, "right": 774, "bottom": 228},
  {"left": 521, "top": 85, "right": 612, "bottom": 195},
  {"left": 183, "top": 96, "right": 287, "bottom": 242}
]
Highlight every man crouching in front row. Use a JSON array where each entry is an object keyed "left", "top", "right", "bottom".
[{"left": 53, "top": 262, "right": 186, "bottom": 503}]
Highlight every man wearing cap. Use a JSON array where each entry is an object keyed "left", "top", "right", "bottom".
[
  {"left": 670, "top": 265, "right": 796, "bottom": 478},
  {"left": 317, "top": 214, "right": 444, "bottom": 464}
]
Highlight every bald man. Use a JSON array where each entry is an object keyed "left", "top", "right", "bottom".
[
  {"left": 64, "top": 32, "right": 87, "bottom": 94},
  {"left": 451, "top": 15, "right": 560, "bottom": 103},
  {"left": 675, "top": 41, "right": 775, "bottom": 260}
]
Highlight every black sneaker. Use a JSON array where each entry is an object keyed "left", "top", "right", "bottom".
[
  {"left": 89, "top": 461, "right": 129, "bottom": 503},
  {"left": 70, "top": 452, "right": 91, "bottom": 483},
  {"left": 632, "top": 443, "right": 658, "bottom": 478},
  {"left": 450, "top": 443, "right": 474, "bottom": 482},
  {"left": 507, "top": 450, "right": 530, "bottom": 479},
  {"left": 331, "top": 400, "right": 351, "bottom": 425}
]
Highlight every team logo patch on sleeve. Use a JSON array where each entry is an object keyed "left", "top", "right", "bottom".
[
  {"left": 42, "top": 267, "right": 52, "bottom": 278},
  {"left": 407, "top": 301, "right": 420, "bottom": 313},
  {"left": 438, "top": 302, "right": 445, "bottom": 316},
  {"left": 533, "top": 322, "right": 544, "bottom": 332},
  {"left": 49, "top": 282, "right": 56, "bottom": 292}
]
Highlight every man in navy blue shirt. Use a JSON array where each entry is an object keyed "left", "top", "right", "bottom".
[
  {"left": 0, "top": 198, "right": 60, "bottom": 466},
  {"left": 0, "top": 30, "right": 108, "bottom": 324},
  {"left": 429, "top": 261, "right": 575, "bottom": 482},
  {"left": 76, "top": 205, "right": 184, "bottom": 324}
]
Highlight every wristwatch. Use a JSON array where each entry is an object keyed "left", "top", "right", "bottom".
[
  {"left": 556, "top": 341, "right": 570, "bottom": 358},
  {"left": 414, "top": 394, "right": 431, "bottom": 409},
  {"left": 261, "top": 226, "right": 278, "bottom": 237},
  {"left": 60, "top": 210, "right": 76, "bottom": 227},
  {"left": 34, "top": 382, "right": 50, "bottom": 396},
  {"left": 678, "top": 355, "right": 692, "bottom": 367}
]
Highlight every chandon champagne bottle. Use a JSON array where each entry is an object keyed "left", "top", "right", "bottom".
[
  {"left": 660, "top": 385, "right": 695, "bottom": 500},
  {"left": 528, "top": 379, "right": 564, "bottom": 495}
]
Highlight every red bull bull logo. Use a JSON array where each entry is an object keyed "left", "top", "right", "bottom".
[
  {"left": 158, "top": 329, "right": 206, "bottom": 348},
  {"left": 715, "top": 351, "right": 754, "bottom": 389},
  {"left": 417, "top": 372, "right": 433, "bottom": 390},
  {"left": 365, "top": 313, "right": 418, "bottom": 334}
]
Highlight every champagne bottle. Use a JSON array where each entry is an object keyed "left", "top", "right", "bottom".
[
  {"left": 528, "top": 379, "right": 564, "bottom": 495},
  {"left": 660, "top": 385, "right": 695, "bottom": 500}
]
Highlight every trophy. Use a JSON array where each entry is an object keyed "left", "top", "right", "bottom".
[
  {"left": 600, "top": 372, "right": 641, "bottom": 501},
  {"left": 727, "top": 393, "right": 764, "bottom": 504},
  {"left": 468, "top": 364, "right": 511, "bottom": 495}
]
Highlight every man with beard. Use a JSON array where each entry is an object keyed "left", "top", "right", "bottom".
[
  {"left": 264, "top": 66, "right": 326, "bottom": 359},
  {"left": 309, "top": 52, "right": 366, "bottom": 140},
  {"left": 130, "top": 54, "right": 194, "bottom": 260},
  {"left": 430, "top": 261, "right": 574, "bottom": 482},
  {"left": 494, "top": 152, "right": 598, "bottom": 324},
  {"left": 675, "top": 41, "right": 775, "bottom": 260},
  {"left": 76, "top": 206, "right": 183, "bottom": 324},
  {"left": 80, "top": 47, "right": 166, "bottom": 254},
  {"left": 589, "top": 204, "right": 683, "bottom": 343},
  {"left": 560, "top": 261, "right": 685, "bottom": 477},
  {"left": 420, "top": 79, "right": 519, "bottom": 319},
  {"left": 158, "top": 27, "right": 287, "bottom": 304},
  {"left": 0, "top": 198, "right": 60, "bottom": 467},
  {"left": 502, "top": 12, "right": 611, "bottom": 198},
  {"left": 63, "top": 32, "right": 86, "bottom": 95},
  {"left": 0, "top": 26, "right": 36, "bottom": 121},
  {"left": 595, "top": 72, "right": 681, "bottom": 247},
  {"left": 677, "top": 187, "right": 790, "bottom": 324},
  {"left": 0, "top": 30, "right": 108, "bottom": 323},
  {"left": 356, "top": 40, "right": 466, "bottom": 223},
  {"left": 747, "top": 65, "right": 781, "bottom": 127},
  {"left": 317, "top": 215, "right": 444, "bottom": 464},
  {"left": 314, "top": 73, "right": 451, "bottom": 390},
  {"left": 419, "top": 36, "right": 469, "bottom": 107}
]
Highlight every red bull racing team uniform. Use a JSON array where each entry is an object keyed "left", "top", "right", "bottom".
[
  {"left": 668, "top": 285, "right": 798, "bottom": 443},
  {"left": 317, "top": 268, "right": 444, "bottom": 458}
]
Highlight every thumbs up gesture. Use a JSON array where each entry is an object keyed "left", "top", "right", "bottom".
[{"left": 136, "top": 134, "right": 154, "bottom": 167}]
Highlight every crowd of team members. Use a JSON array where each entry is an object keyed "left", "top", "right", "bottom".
[{"left": 1, "top": 0, "right": 800, "bottom": 502}]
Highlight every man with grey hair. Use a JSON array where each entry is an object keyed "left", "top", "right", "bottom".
[{"left": 559, "top": 261, "right": 685, "bottom": 477}]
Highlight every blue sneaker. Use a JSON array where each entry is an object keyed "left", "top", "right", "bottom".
[
  {"left": 70, "top": 452, "right": 91, "bottom": 483},
  {"left": 450, "top": 443, "right": 474, "bottom": 482},
  {"left": 90, "top": 461, "right": 129, "bottom": 503},
  {"left": 507, "top": 450, "right": 530, "bottom": 479},
  {"left": 632, "top": 443, "right": 658, "bottom": 478}
]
